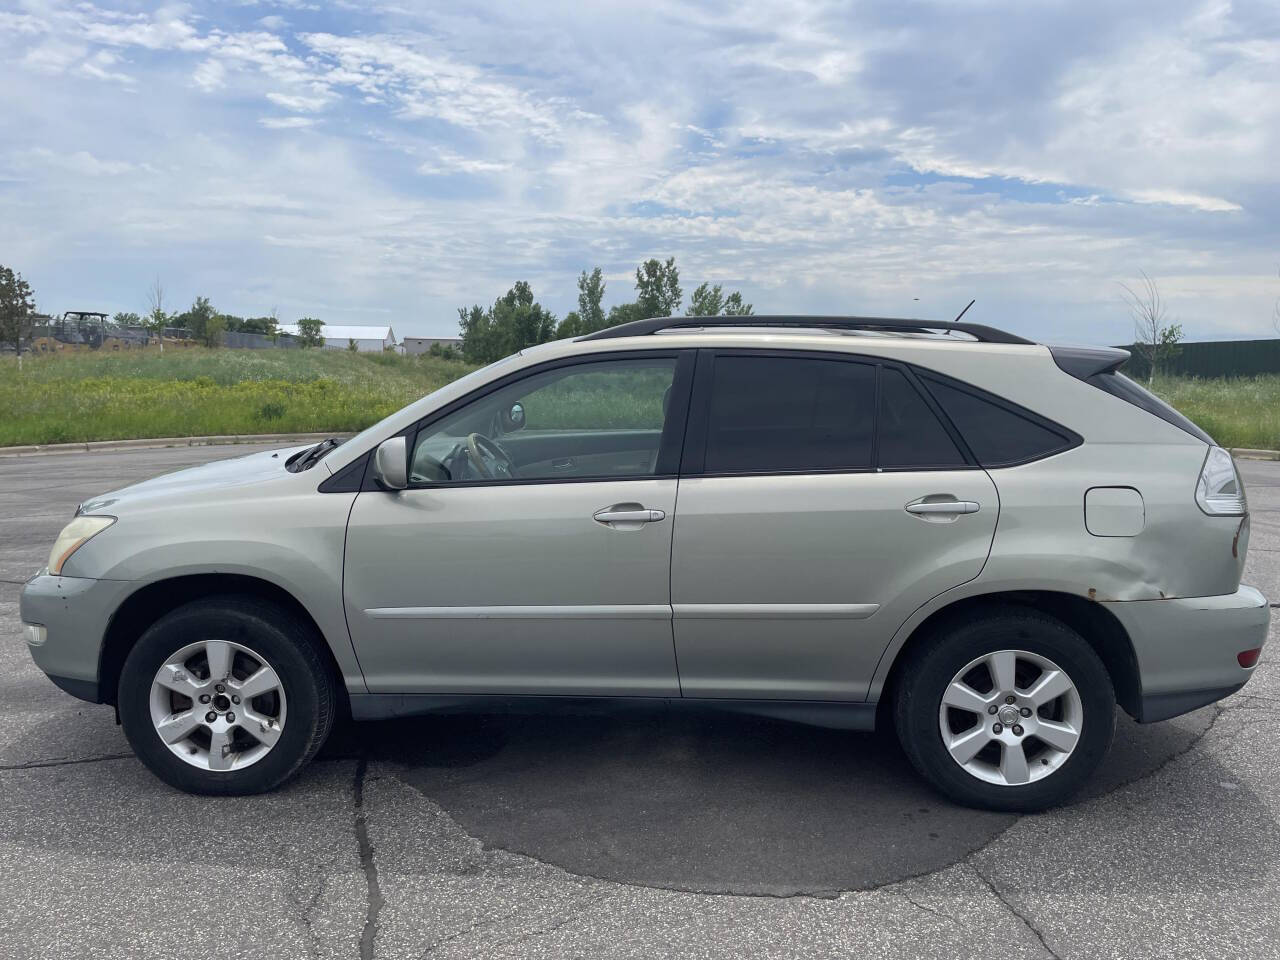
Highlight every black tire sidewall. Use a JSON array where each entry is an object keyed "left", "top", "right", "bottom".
[
  {"left": 119, "top": 599, "right": 331, "bottom": 795},
  {"left": 897, "top": 610, "right": 1115, "bottom": 812}
]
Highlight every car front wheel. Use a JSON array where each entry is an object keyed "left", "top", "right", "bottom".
[
  {"left": 118, "top": 596, "right": 335, "bottom": 794},
  {"left": 894, "top": 608, "right": 1116, "bottom": 812}
]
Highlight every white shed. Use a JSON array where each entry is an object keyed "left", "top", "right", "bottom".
[{"left": 277, "top": 323, "right": 397, "bottom": 353}]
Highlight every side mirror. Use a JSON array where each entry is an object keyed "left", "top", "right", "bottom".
[
  {"left": 500, "top": 401, "right": 526, "bottom": 433},
  {"left": 373, "top": 436, "right": 408, "bottom": 490}
]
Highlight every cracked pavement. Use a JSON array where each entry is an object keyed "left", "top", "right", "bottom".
[{"left": 1, "top": 446, "right": 1277, "bottom": 959}]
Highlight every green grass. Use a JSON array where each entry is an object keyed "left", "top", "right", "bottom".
[
  {"left": 1150, "top": 375, "right": 1280, "bottom": 451},
  {"left": 1, "top": 350, "right": 1277, "bottom": 451},
  {"left": 0, "top": 348, "right": 476, "bottom": 446}
]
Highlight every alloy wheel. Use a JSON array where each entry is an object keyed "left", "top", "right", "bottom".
[
  {"left": 148, "top": 639, "right": 288, "bottom": 771},
  {"left": 937, "top": 648, "right": 1083, "bottom": 786}
]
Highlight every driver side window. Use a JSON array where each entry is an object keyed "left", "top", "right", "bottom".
[{"left": 409, "top": 357, "right": 679, "bottom": 486}]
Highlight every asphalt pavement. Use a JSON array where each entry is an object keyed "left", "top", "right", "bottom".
[{"left": 1, "top": 445, "right": 1278, "bottom": 959}]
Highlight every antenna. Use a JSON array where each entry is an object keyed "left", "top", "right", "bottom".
[{"left": 952, "top": 299, "right": 976, "bottom": 323}]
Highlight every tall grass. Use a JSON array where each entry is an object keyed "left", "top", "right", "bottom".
[
  {"left": 1150, "top": 375, "right": 1280, "bottom": 450},
  {"left": 0, "top": 349, "right": 475, "bottom": 445}
]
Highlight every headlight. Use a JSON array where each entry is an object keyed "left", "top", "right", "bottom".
[
  {"left": 47, "top": 515, "right": 116, "bottom": 575},
  {"left": 1195, "top": 446, "right": 1246, "bottom": 516}
]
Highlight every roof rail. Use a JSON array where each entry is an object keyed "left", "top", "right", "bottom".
[{"left": 578, "top": 315, "right": 1034, "bottom": 345}]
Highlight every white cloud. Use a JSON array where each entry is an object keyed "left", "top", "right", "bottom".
[
  {"left": 192, "top": 58, "right": 226, "bottom": 91},
  {"left": 300, "top": 32, "right": 564, "bottom": 141},
  {"left": 258, "top": 116, "right": 317, "bottom": 129},
  {"left": 1126, "top": 189, "right": 1242, "bottom": 214},
  {"left": 265, "top": 91, "right": 328, "bottom": 112},
  {"left": 22, "top": 39, "right": 88, "bottom": 74},
  {"left": 20, "top": 148, "right": 134, "bottom": 176},
  {"left": 417, "top": 150, "right": 511, "bottom": 175}
]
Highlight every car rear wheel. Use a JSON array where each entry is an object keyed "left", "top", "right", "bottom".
[
  {"left": 894, "top": 608, "right": 1115, "bottom": 812},
  {"left": 119, "top": 596, "right": 335, "bottom": 794}
]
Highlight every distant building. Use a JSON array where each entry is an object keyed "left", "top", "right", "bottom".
[
  {"left": 276, "top": 323, "right": 397, "bottom": 353},
  {"left": 401, "top": 336, "right": 463, "bottom": 356}
]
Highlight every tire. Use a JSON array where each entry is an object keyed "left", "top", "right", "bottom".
[
  {"left": 894, "top": 607, "right": 1115, "bottom": 812},
  {"left": 118, "top": 596, "right": 336, "bottom": 795}
]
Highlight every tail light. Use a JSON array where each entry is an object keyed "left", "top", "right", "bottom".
[
  {"left": 1238, "top": 648, "right": 1262, "bottom": 669},
  {"left": 1196, "top": 446, "right": 1247, "bottom": 516}
]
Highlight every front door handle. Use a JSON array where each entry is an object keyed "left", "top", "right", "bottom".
[
  {"left": 905, "top": 499, "right": 980, "bottom": 516},
  {"left": 593, "top": 504, "right": 666, "bottom": 526}
]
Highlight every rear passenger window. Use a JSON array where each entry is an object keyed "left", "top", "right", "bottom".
[
  {"left": 703, "top": 356, "right": 876, "bottom": 473},
  {"left": 920, "top": 374, "right": 1076, "bottom": 467},
  {"left": 878, "top": 368, "right": 966, "bottom": 468}
]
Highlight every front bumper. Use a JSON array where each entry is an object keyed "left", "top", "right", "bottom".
[
  {"left": 1101, "top": 584, "right": 1271, "bottom": 722},
  {"left": 18, "top": 573, "right": 135, "bottom": 704}
]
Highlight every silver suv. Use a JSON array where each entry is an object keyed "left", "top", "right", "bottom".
[{"left": 19, "top": 316, "right": 1270, "bottom": 810}]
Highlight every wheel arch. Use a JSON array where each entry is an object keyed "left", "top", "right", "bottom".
[
  {"left": 875, "top": 590, "right": 1141, "bottom": 725},
  {"left": 100, "top": 573, "right": 349, "bottom": 712}
]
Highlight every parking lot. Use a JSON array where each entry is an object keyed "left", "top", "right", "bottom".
[{"left": 2, "top": 444, "right": 1278, "bottom": 959}]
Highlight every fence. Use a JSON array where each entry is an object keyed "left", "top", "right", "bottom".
[
  {"left": 222, "top": 330, "right": 299, "bottom": 350},
  {"left": 1118, "top": 338, "right": 1280, "bottom": 380}
]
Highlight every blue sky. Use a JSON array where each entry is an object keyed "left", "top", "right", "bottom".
[{"left": 1, "top": 0, "right": 1278, "bottom": 343}]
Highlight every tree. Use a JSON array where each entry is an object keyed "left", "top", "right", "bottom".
[
  {"left": 577, "top": 267, "right": 607, "bottom": 332},
  {"left": 177, "top": 296, "right": 223, "bottom": 348},
  {"left": 348, "top": 337, "right": 359, "bottom": 352},
  {"left": 205, "top": 312, "right": 226, "bottom": 348},
  {"left": 723, "top": 291, "right": 753, "bottom": 316},
  {"left": 113, "top": 311, "right": 142, "bottom": 326},
  {"left": 635, "top": 257, "right": 681, "bottom": 318},
  {"left": 688, "top": 282, "right": 724, "bottom": 317},
  {"left": 145, "top": 277, "right": 169, "bottom": 352},
  {"left": 688, "top": 282, "right": 753, "bottom": 317},
  {"left": 240, "top": 316, "right": 278, "bottom": 337},
  {"left": 606, "top": 301, "right": 645, "bottom": 326},
  {"left": 1119, "top": 271, "right": 1181, "bottom": 384},
  {"left": 557, "top": 267, "right": 614, "bottom": 337},
  {"left": 556, "top": 311, "right": 585, "bottom": 338},
  {"left": 458, "top": 282, "right": 557, "bottom": 364},
  {"left": 296, "top": 316, "right": 325, "bottom": 348},
  {"left": 0, "top": 265, "right": 36, "bottom": 354}
]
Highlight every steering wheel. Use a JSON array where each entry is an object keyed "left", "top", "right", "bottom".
[{"left": 465, "top": 432, "right": 517, "bottom": 479}]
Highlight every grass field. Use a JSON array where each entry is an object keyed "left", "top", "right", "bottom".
[
  {"left": 0, "top": 349, "right": 476, "bottom": 446},
  {"left": 1151, "top": 375, "right": 1280, "bottom": 451},
  {"left": 1, "top": 350, "right": 1277, "bottom": 451}
]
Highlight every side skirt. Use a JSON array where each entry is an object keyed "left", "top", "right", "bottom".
[{"left": 348, "top": 693, "right": 878, "bottom": 732}]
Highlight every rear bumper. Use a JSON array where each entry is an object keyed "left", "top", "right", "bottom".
[
  {"left": 18, "top": 573, "right": 134, "bottom": 704},
  {"left": 1101, "top": 584, "right": 1270, "bottom": 722}
]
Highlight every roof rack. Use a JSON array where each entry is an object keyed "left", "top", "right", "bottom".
[{"left": 579, "top": 315, "right": 1033, "bottom": 345}]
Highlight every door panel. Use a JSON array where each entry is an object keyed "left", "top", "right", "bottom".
[
  {"left": 344, "top": 480, "right": 679, "bottom": 695},
  {"left": 670, "top": 470, "right": 998, "bottom": 700}
]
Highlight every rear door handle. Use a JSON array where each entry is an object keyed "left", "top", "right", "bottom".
[
  {"left": 593, "top": 504, "right": 666, "bottom": 526},
  {"left": 905, "top": 499, "right": 980, "bottom": 515}
]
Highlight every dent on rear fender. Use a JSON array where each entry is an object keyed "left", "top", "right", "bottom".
[{"left": 982, "top": 444, "right": 1243, "bottom": 602}]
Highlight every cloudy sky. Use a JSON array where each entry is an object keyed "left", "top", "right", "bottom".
[{"left": 2, "top": 0, "right": 1278, "bottom": 343}]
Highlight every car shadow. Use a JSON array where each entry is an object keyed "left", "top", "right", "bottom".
[{"left": 318, "top": 703, "right": 1219, "bottom": 895}]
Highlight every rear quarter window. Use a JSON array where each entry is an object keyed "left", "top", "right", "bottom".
[{"left": 918, "top": 373, "right": 1080, "bottom": 467}]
